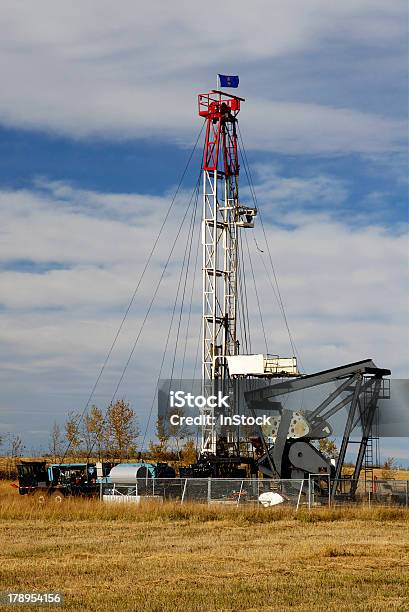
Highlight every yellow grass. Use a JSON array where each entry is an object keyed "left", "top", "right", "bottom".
[
  {"left": 1, "top": 482, "right": 409, "bottom": 611},
  {"left": 343, "top": 466, "right": 409, "bottom": 480}
]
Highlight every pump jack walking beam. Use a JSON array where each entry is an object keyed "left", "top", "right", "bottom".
[{"left": 245, "top": 360, "right": 389, "bottom": 404}]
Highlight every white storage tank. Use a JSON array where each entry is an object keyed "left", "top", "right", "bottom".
[
  {"left": 109, "top": 463, "right": 154, "bottom": 484},
  {"left": 108, "top": 462, "right": 175, "bottom": 484}
]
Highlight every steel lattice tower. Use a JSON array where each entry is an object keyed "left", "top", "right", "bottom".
[{"left": 198, "top": 90, "right": 256, "bottom": 453}]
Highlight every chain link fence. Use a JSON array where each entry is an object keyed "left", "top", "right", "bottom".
[{"left": 100, "top": 478, "right": 409, "bottom": 508}]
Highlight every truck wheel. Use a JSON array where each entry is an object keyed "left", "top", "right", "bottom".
[
  {"left": 50, "top": 491, "right": 64, "bottom": 503},
  {"left": 33, "top": 490, "right": 46, "bottom": 505}
]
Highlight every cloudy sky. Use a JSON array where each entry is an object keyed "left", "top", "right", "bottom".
[{"left": 0, "top": 1, "right": 407, "bottom": 456}]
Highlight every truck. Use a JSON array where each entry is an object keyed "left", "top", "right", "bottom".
[{"left": 16, "top": 460, "right": 113, "bottom": 502}]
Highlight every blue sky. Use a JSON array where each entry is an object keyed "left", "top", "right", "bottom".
[{"left": 0, "top": 1, "right": 407, "bottom": 459}]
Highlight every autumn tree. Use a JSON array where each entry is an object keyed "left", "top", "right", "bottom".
[
  {"left": 181, "top": 439, "right": 197, "bottom": 464},
  {"left": 4, "top": 433, "right": 25, "bottom": 478},
  {"left": 148, "top": 417, "right": 170, "bottom": 461},
  {"left": 107, "top": 399, "right": 139, "bottom": 461},
  {"left": 168, "top": 408, "right": 190, "bottom": 460},
  {"left": 10, "top": 434, "right": 24, "bottom": 458},
  {"left": 49, "top": 421, "right": 64, "bottom": 462},
  {"left": 83, "top": 405, "right": 106, "bottom": 460},
  {"left": 319, "top": 438, "right": 338, "bottom": 461},
  {"left": 381, "top": 457, "right": 398, "bottom": 480},
  {"left": 64, "top": 412, "right": 83, "bottom": 459}
]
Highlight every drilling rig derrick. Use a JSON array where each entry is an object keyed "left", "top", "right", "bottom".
[{"left": 199, "top": 90, "right": 256, "bottom": 455}]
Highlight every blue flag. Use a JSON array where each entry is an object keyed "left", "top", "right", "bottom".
[{"left": 218, "top": 74, "right": 239, "bottom": 88}]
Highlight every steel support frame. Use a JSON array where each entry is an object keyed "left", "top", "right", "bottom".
[
  {"left": 201, "top": 119, "right": 240, "bottom": 454},
  {"left": 330, "top": 374, "right": 363, "bottom": 500},
  {"left": 244, "top": 360, "right": 390, "bottom": 492},
  {"left": 319, "top": 377, "right": 373, "bottom": 422},
  {"left": 350, "top": 377, "right": 382, "bottom": 495}
]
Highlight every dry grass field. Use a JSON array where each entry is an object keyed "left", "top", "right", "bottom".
[{"left": 1, "top": 482, "right": 409, "bottom": 611}]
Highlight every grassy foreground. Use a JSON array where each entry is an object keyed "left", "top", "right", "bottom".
[{"left": 0, "top": 484, "right": 409, "bottom": 611}]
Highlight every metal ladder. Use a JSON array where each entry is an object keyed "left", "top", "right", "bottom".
[
  {"left": 362, "top": 379, "right": 381, "bottom": 492},
  {"left": 364, "top": 435, "right": 374, "bottom": 490}
]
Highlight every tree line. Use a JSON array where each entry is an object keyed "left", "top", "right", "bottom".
[
  {"left": 48, "top": 400, "right": 197, "bottom": 464},
  {"left": 49, "top": 399, "right": 139, "bottom": 462}
]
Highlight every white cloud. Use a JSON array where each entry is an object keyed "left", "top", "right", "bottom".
[
  {"left": 241, "top": 100, "right": 406, "bottom": 154},
  {"left": 0, "top": 177, "right": 407, "bottom": 378},
  {"left": 0, "top": 1, "right": 406, "bottom": 153},
  {"left": 0, "top": 183, "right": 191, "bottom": 267},
  {"left": 244, "top": 164, "right": 349, "bottom": 210}
]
